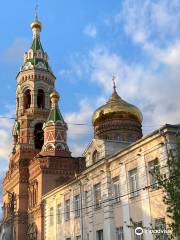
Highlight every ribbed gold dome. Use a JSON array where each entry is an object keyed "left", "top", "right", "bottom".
[
  {"left": 92, "top": 88, "right": 143, "bottom": 125},
  {"left": 31, "top": 16, "right": 42, "bottom": 32},
  {"left": 50, "top": 90, "right": 60, "bottom": 100}
]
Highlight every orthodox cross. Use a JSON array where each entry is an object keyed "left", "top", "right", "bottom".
[{"left": 112, "top": 75, "right": 117, "bottom": 92}]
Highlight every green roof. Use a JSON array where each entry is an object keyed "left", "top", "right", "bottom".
[
  {"left": 28, "top": 58, "right": 49, "bottom": 69},
  {"left": 31, "top": 37, "right": 44, "bottom": 52},
  {"left": 47, "top": 108, "right": 64, "bottom": 122}
]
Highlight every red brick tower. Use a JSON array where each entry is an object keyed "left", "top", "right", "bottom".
[{"left": 2, "top": 16, "right": 84, "bottom": 240}]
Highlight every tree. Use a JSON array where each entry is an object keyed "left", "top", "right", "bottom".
[{"left": 152, "top": 137, "right": 180, "bottom": 240}]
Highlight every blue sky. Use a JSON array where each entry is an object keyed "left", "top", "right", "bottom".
[{"left": 0, "top": 0, "right": 180, "bottom": 175}]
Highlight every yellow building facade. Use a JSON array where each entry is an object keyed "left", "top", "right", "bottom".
[{"left": 43, "top": 124, "right": 179, "bottom": 240}]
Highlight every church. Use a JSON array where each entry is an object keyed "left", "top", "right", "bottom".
[{"left": 1, "top": 15, "right": 179, "bottom": 240}]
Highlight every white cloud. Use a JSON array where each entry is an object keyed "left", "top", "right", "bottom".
[
  {"left": 120, "top": 0, "right": 180, "bottom": 45},
  {"left": 84, "top": 24, "right": 97, "bottom": 38},
  {"left": 118, "top": 0, "right": 180, "bottom": 67},
  {"left": 3, "top": 38, "right": 29, "bottom": 63},
  {"left": 65, "top": 99, "right": 94, "bottom": 156},
  {"left": 0, "top": 119, "right": 13, "bottom": 171},
  {"left": 61, "top": 43, "right": 180, "bottom": 133},
  {"left": 59, "top": 0, "right": 180, "bottom": 142}
]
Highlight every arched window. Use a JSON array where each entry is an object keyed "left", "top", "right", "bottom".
[
  {"left": 27, "top": 223, "right": 37, "bottom": 240},
  {"left": 37, "top": 89, "right": 45, "bottom": 109},
  {"left": 34, "top": 123, "right": 44, "bottom": 150},
  {"left": 92, "top": 150, "right": 99, "bottom": 163},
  {"left": 24, "top": 89, "right": 31, "bottom": 109}
]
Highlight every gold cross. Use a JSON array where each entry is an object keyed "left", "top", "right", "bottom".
[
  {"left": 35, "top": 3, "right": 39, "bottom": 19},
  {"left": 112, "top": 74, "right": 116, "bottom": 91}
]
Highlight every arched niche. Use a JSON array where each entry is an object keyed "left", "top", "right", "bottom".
[
  {"left": 92, "top": 150, "right": 99, "bottom": 163},
  {"left": 37, "top": 89, "right": 45, "bottom": 109},
  {"left": 24, "top": 89, "right": 31, "bottom": 109},
  {"left": 34, "top": 123, "right": 44, "bottom": 150}
]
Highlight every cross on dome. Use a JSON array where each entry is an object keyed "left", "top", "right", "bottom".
[
  {"left": 112, "top": 74, "right": 117, "bottom": 92},
  {"left": 35, "top": 3, "right": 39, "bottom": 19}
]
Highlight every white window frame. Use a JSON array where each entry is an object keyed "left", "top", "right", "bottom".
[
  {"left": 129, "top": 168, "right": 138, "bottom": 197},
  {"left": 74, "top": 195, "right": 80, "bottom": 217},
  {"left": 148, "top": 159, "right": 160, "bottom": 190},
  {"left": 56, "top": 203, "right": 61, "bottom": 224},
  {"left": 96, "top": 229, "right": 103, "bottom": 240},
  {"left": 116, "top": 226, "right": 124, "bottom": 240},
  {"left": 49, "top": 207, "right": 54, "bottom": 226},
  {"left": 65, "top": 199, "right": 70, "bottom": 220},
  {"left": 94, "top": 183, "right": 101, "bottom": 208},
  {"left": 112, "top": 176, "right": 121, "bottom": 202}
]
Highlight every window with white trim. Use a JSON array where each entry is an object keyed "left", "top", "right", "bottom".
[
  {"left": 112, "top": 176, "right": 120, "bottom": 202},
  {"left": 65, "top": 199, "right": 70, "bottom": 220},
  {"left": 96, "top": 230, "right": 103, "bottom": 240},
  {"left": 49, "top": 207, "right": 54, "bottom": 226},
  {"left": 116, "top": 227, "right": 124, "bottom": 240},
  {"left": 94, "top": 183, "right": 101, "bottom": 208},
  {"left": 129, "top": 168, "right": 138, "bottom": 197},
  {"left": 74, "top": 195, "right": 80, "bottom": 217},
  {"left": 84, "top": 191, "right": 88, "bottom": 210},
  {"left": 56, "top": 203, "right": 61, "bottom": 224},
  {"left": 148, "top": 159, "right": 160, "bottom": 190}
]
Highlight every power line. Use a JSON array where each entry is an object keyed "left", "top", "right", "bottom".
[
  {"left": 42, "top": 174, "right": 179, "bottom": 217},
  {"left": 0, "top": 116, "right": 167, "bottom": 128}
]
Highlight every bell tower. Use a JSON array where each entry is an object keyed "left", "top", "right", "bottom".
[
  {"left": 3, "top": 15, "right": 55, "bottom": 239},
  {"left": 2, "top": 15, "right": 85, "bottom": 240},
  {"left": 14, "top": 15, "right": 55, "bottom": 155}
]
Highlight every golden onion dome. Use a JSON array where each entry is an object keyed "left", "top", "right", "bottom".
[
  {"left": 50, "top": 90, "right": 60, "bottom": 100},
  {"left": 31, "top": 16, "right": 42, "bottom": 32},
  {"left": 92, "top": 81, "right": 143, "bottom": 125}
]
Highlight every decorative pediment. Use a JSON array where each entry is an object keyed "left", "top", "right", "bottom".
[
  {"left": 83, "top": 139, "right": 105, "bottom": 167},
  {"left": 36, "top": 61, "right": 46, "bottom": 69},
  {"left": 22, "top": 61, "right": 33, "bottom": 70}
]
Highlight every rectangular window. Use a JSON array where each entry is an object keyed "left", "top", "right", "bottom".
[
  {"left": 133, "top": 222, "right": 143, "bottom": 240},
  {"left": 116, "top": 227, "right": 124, "bottom": 240},
  {"left": 76, "top": 236, "right": 81, "bottom": 240},
  {"left": 96, "top": 230, "right": 103, "bottom": 240},
  {"left": 94, "top": 183, "right": 101, "bottom": 208},
  {"left": 129, "top": 169, "right": 138, "bottom": 197},
  {"left": 74, "top": 195, "right": 80, "bottom": 217},
  {"left": 50, "top": 207, "right": 54, "bottom": 226},
  {"left": 113, "top": 177, "right": 120, "bottom": 202},
  {"left": 56, "top": 203, "right": 61, "bottom": 224},
  {"left": 66, "top": 238, "right": 71, "bottom": 240},
  {"left": 65, "top": 199, "right": 70, "bottom": 220},
  {"left": 87, "top": 233, "right": 89, "bottom": 240},
  {"left": 154, "top": 218, "right": 168, "bottom": 240},
  {"left": 148, "top": 159, "right": 160, "bottom": 190},
  {"left": 84, "top": 191, "right": 88, "bottom": 209}
]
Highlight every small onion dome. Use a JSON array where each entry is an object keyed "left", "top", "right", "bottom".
[
  {"left": 92, "top": 88, "right": 143, "bottom": 125},
  {"left": 31, "top": 16, "right": 42, "bottom": 32},
  {"left": 50, "top": 90, "right": 60, "bottom": 100}
]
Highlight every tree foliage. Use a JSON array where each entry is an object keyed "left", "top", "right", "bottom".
[{"left": 153, "top": 138, "right": 180, "bottom": 240}]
